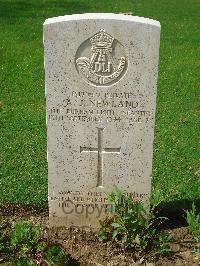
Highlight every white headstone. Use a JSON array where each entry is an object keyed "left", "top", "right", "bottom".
[{"left": 44, "top": 13, "right": 161, "bottom": 229}]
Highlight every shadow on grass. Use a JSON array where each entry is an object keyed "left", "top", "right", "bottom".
[{"left": 154, "top": 198, "right": 200, "bottom": 229}]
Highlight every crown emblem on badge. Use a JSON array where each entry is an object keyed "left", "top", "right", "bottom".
[
  {"left": 90, "top": 29, "right": 114, "bottom": 50},
  {"left": 75, "top": 29, "right": 127, "bottom": 86}
]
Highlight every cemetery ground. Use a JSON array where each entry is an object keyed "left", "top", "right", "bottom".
[{"left": 0, "top": 0, "right": 199, "bottom": 265}]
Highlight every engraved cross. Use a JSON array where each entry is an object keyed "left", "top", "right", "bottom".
[{"left": 80, "top": 128, "right": 121, "bottom": 188}]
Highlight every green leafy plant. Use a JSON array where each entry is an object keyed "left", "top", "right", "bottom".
[
  {"left": 0, "top": 218, "right": 11, "bottom": 263},
  {"left": 9, "top": 220, "right": 40, "bottom": 260},
  {"left": 99, "top": 187, "right": 172, "bottom": 260},
  {"left": 186, "top": 203, "right": 200, "bottom": 256},
  {"left": 0, "top": 219, "right": 69, "bottom": 265},
  {"left": 44, "top": 245, "right": 69, "bottom": 266},
  {"left": 12, "top": 258, "right": 37, "bottom": 266},
  {"left": 0, "top": 232, "right": 7, "bottom": 263},
  {"left": 154, "top": 231, "right": 173, "bottom": 256}
]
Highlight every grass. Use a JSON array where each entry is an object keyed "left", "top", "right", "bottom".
[{"left": 0, "top": 0, "right": 199, "bottom": 207}]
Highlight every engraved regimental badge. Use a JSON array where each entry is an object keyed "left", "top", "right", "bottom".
[{"left": 75, "top": 29, "right": 127, "bottom": 86}]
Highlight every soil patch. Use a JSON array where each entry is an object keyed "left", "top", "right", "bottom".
[{"left": 0, "top": 205, "right": 199, "bottom": 265}]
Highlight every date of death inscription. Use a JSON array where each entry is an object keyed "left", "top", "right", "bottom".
[{"left": 47, "top": 91, "right": 153, "bottom": 124}]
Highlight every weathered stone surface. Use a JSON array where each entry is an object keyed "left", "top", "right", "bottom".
[{"left": 44, "top": 13, "right": 161, "bottom": 229}]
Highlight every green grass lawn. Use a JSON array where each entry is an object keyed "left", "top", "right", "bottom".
[{"left": 0, "top": 0, "right": 199, "bottom": 208}]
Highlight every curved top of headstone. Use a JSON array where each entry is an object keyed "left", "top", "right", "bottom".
[{"left": 44, "top": 13, "right": 160, "bottom": 28}]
